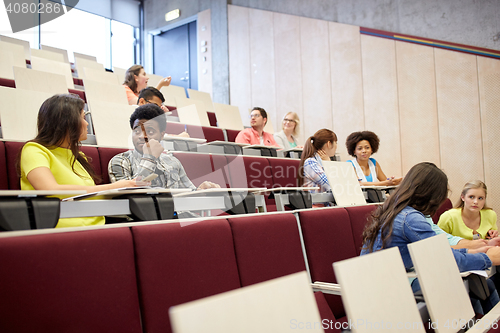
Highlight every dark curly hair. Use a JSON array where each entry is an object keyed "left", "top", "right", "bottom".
[
  {"left": 345, "top": 131, "right": 380, "bottom": 157},
  {"left": 130, "top": 104, "right": 166, "bottom": 132}
]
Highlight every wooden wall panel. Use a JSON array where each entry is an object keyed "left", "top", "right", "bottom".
[
  {"left": 300, "top": 17, "right": 332, "bottom": 140},
  {"left": 273, "top": 12, "right": 304, "bottom": 144},
  {"left": 396, "top": 41, "right": 440, "bottom": 174},
  {"left": 329, "top": 22, "right": 364, "bottom": 162},
  {"left": 435, "top": 48, "right": 483, "bottom": 204},
  {"left": 360, "top": 35, "right": 402, "bottom": 178},
  {"left": 478, "top": 56, "right": 500, "bottom": 215},
  {"left": 228, "top": 5, "right": 252, "bottom": 127},
  {"left": 249, "top": 9, "right": 276, "bottom": 130}
]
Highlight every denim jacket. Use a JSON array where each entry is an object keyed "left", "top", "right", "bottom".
[{"left": 360, "top": 206, "right": 492, "bottom": 272}]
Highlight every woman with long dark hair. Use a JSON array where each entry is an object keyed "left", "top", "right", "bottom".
[
  {"left": 361, "top": 162, "right": 500, "bottom": 314},
  {"left": 20, "top": 94, "right": 143, "bottom": 227},
  {"left": 123, "top": 65, "right": 171, "bottom": 105},
  {"left": 297, "top": 129, "right": 337, "bottom": 193}
]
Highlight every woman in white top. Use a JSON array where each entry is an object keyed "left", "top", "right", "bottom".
[
  {"left": 345, "top": 131, "right": 402, "bottom": 186},
  {"left": 274, "top": 112, "right": 302, "bottom": 149}
]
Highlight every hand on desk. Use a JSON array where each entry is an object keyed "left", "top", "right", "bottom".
[
  {"left": 487, "top": 237, "right": 500, "bottom": 247},
  {"left": 197, "top": 181, "right": 221, "bottom": 190},
  {"left": 384, "top": 176, "right": 402, "bottom": 186},
  {"left": 469, "top": 246, "right": 494, "bottom": 254}
]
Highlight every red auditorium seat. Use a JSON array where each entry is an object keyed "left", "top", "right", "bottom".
[
  {"left": 226, "top": 155, "right": 273, "bottom": 189},
  {"left": 80, "top": 145, "right": 101, "bottom": 183},
  {"left": 0, "top": 78, "right": 16, "bottom": 88},
  {"left": 97, "top": 147, "right": 129, "bottom": 184},
  {"left": 186, "top": 124, "right": 225, "bottom": 142},
  {"left": 0, "top": 141, "right": 9, "bottom": 190},
  {"left": 207, "top": 111, "right": 217, "bottom": 127},
  {"left": 131, "top": 219, "right": 241, "bottom": 333},
  {"left": 5, "top": 141, "right": 24, "bottom": 190},
  {"left": 172, "top": 151, "right": 227, "bottom": 188},
  {"left": 0, "top": 228, "right": 142, "bottom": 333},
  {"left": 432, "top": 198, "right": 453, "bottom": 224},
  {"left": 210, "top": 154, "right": 232, "bottom": 188},
  {"left": 68, "top": 88, "right": 86, "bottom": 102},
  {"left": 228, "top": 213, "right": 307, "bottom": 286},
  {"left": 166, "top": 122, "right": 186, "bottom": 135},
  {"left": 166, "top": 106, "right": 178, "bottom": 117},
  {"left": 268, "top": 158, "right": 300, "bottom": 188},
  {"left": 228, "top": 213, "right": 341, "bottom": 332},
  {"left": 345, "top": 204, "right": 378, "bottom": 255},
  {"left": 298, "top": 207, "right": 359, "bottom": 321},
  {"left": 225, "top": 129, "right": 240, "bottom": 142}
]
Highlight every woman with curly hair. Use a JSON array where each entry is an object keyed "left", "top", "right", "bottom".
[{"left": 345, "top": 130, "right": 402, "bottom": 186}]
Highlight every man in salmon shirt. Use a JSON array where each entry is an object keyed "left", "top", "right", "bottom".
[{"left": 235, "top": 107, "right": 278, "bottom": 146}]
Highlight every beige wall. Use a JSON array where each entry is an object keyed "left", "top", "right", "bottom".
[{"left": 228, "top": 5, "right": 500, "bottom": 213}]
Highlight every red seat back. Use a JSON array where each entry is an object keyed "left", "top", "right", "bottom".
[
  {"left": 186, "top": 124, "right": 225, "bottom": 142},
  {"left": 97, "top": 147, "right": 129, "bottom": 184},
  {"left": 0, "top": 141, "right": 9, "bottom": 189},
  {"left": 80, "top": 145, "right": 101, "bottom": 183},
  {"left": 0, "top": 228, "right": 142, "bottom": 333},
  {"left": 225, "top": 129, "right": 240, "bottom": 142},
  {"left": 5, "top": 141, "right": 25, "bottom": 190},
  {"left": 226, "top": 155, "right": 273, "bottom": 188},
  {"left": 131, "top": 219, "right": 240, "bottom": 333},
  {"left": 432, "top": 198, "right": 453, "bottom": 224},
  {"left": 298, "top": 207, "right": 358, "bottom": 319},
  {"left": 268, "top": 158, "right": 299, "bottom": 188},
  {"left": 228, "top": 213, "right": 307, "bottom": 286},
  {"left": 345, "top": 205, "right": 379, "bottom": 255},
  {"left": 166, "top": 122, "right": 185, "bottom": 135},
  {"left": 207, "top": 111, "right": 217, "bottom": 127}
]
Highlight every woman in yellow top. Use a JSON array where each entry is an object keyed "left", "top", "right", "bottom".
[
  {"left": 20, "top": 94, "right": 144, "bottom": 228},
  {"left": 438, "top": 180, "right": 498, "bottom": 240}
]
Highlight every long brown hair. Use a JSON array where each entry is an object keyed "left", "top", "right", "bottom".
[
  {"left": 362, "top": 162, "right": 448, "bottom": 252},
  {"left": 17, "top": 94, "right": 99, "bottom": 183},
  {"left": 123, "top": 65, "right": 143, "bottom": 93},
  {"left": 297, "top": 129, "right": 337, "bottom": 186},
  {"left": 455, "top": 180, "right": 491, "bottom": 210}
]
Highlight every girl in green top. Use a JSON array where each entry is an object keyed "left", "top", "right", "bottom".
[
  {"left": 438, "top": 180, "right": 498, "bottom": 240},
  {"left": 20, "top": 94, "right": 144, "bottom": 228}
]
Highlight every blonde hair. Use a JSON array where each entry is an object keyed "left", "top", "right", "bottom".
[
  {"left": 455, "top": 180, "right": 491, "bottom": 210},
  {"left": 282, "top": 112, "right": 300, "bottom": 136}
]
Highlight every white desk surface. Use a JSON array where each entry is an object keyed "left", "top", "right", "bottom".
[
  {"left": 360, "top": 185, "right": 398, "bottom": 190},
  {"left": 163, "top": 135, "right": 206, "bottom": 143},
  {"left": 173, "top": 187, "right": 267, "bottom": 197},
  {"left": 62, "top": 187, "right": 190, "bottom": 201},
  {"left": 263, "top": 187, "right": 319, "bottom": 192},
  {"left": 201, "top": 140, "right": 249, "bottom": 147},
  {"left": 0, "top": 190, "right": 86, "bottom": 197},
  {"left": 242, "top": 144, "right": 281, "bottom": 150}
]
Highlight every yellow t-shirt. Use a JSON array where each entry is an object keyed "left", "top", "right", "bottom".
[
  {"left": 21, "top": 142, "right": 105, "bottom": 228},
  {"left": 437, "top": 207, "right": 498, "bottom": 240}
]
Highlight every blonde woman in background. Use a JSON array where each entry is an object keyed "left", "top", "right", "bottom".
[
  {"left": 274, "top": 112, "right": 302, "bottom": 149},
  {"left": 438, "top": 180, "right": 498, "bottom": 240}
]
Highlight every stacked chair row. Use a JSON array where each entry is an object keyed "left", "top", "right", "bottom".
[{"left": 0, "top": 204, "right": 384, "bottom": 333}]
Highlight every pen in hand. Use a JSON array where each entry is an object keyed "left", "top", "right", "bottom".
[{"left": 140, "top": 123, "right": 150, "bottom": 148}]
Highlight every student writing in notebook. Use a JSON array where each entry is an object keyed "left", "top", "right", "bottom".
[{"left": 19, "top": 94, "right": 145, "bottom": 228}]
